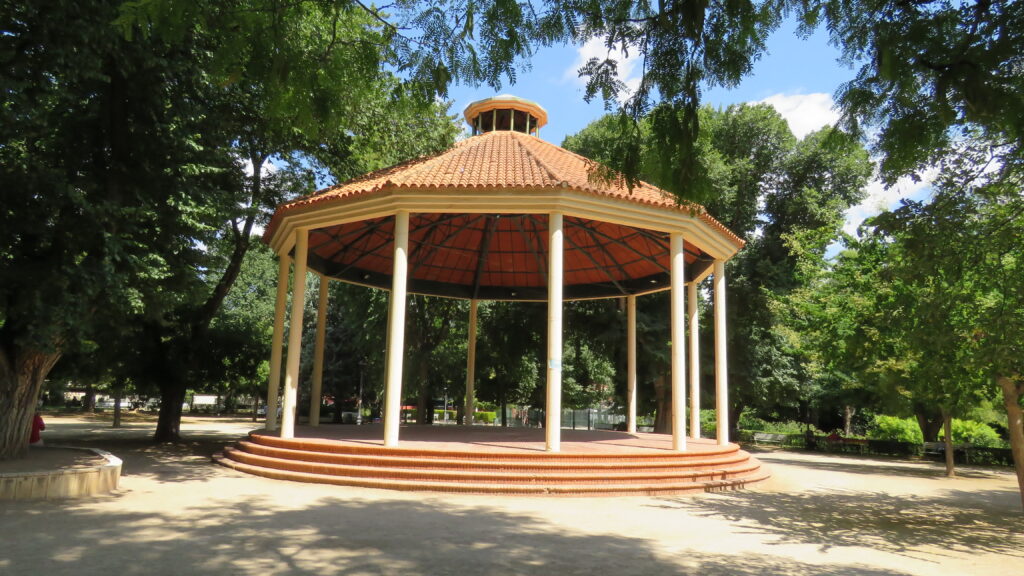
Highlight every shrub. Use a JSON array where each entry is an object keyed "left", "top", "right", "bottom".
[
  {"left": 474, "top": 411, "right": 496, "bottom": 424},
  {"left": 939, "top": 419, "right": 1006, "bottom": 448},
  {"left": 699, "top": 409, "right": 717, "bottom": 434},
  {"left": 867, "top": 415, "right": 923, "bottom": 444},
  {"left": 433, "top": 410, "right": 457, "bottom": 422},
  {"left": 737, "top": 412, "right": 768, "bottom": 431},
  {"left": 760, "top": 420, "right": 816, "bottom": 435},
  {"left": 737, "top": 413, "right": 820, "bottom": 435}
]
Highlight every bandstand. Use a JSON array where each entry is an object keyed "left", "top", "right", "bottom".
[{"left": 216, "top": 96, "right": 768, "bottom": 495}]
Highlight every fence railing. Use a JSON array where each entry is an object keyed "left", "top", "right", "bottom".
[{"left": 735, "top": 430, "right": 1014, "bottom": 466}]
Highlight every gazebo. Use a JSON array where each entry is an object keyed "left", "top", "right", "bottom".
[{"left": 261, "top": 95, "right": 744, "bottom": 453}]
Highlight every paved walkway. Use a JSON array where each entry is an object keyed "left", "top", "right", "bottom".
[{"left": 2, "top": 414, "right": 1021, "bottom": 575}]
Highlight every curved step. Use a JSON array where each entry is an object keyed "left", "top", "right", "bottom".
[
  {"left": 221, "top": 446, "right": 763, "bottom": 485},
  {"left": 247, "top": 432, "right": 742, "bottom": 461},
  {"left": 214, "top": 452, "right": 770, "bottom": 496},
  {"left": 234, "top": 440, "right": 753, "bottom": 473}
]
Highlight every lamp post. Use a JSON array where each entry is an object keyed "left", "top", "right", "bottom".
[{"left": 443, "top": 386, "right": 449, "bottom": 424}]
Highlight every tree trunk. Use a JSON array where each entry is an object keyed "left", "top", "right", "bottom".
[
  {"left": 653, "top": 373, "right": 672, "bottom": 434},
  {"left": 843, "top": 405, "right": 856, "bottom": 436},
  {"left": 417, "top": 383, "right": 433, "bottom": 425},
  {"left": 0, "top": 347, "right": 61, "bottom": 460},
  {"left": 155, "top": 384, "right": 186, "bottom": 442},
  {"left": 914, "top": 403, "right": 943, "bottom": 442},
  {"left": 941, "top": 408, "right": 955, "bottom": 478},
  {"left": 84, "top": 382, "right": 96, "bottom": 413},
  {"left": 499, "top": 382, "right": 507, "bottom": 427},
  {"left": 113, "top": 389, "right": 123, "bottom": 429},
  {"left": 997, "top": 375, "right": 1024, "bottom": 510}
]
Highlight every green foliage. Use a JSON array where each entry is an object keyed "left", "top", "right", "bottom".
[
  {"left": 939, "top": 419, "right": 1005, "bottom": 449},
  {"left": 434, "top": 410, "right": 458, "bottom": 422},
  {"left": 700, "top": 409, "right": 718, "bottom": 435},
  {"left": 868, "top": 415, "right": 924, "bottom": 444},
  {"left": 477, "top": 301, "right": 543, "bottom": 407},
  {"left": 564, "top": 105, "right": 872, "bottom": 429},
  {"left": 737, "top": 415, "right": 815, "bottom": 435},
  {"left": 473, "top": 411, "right": 497, "bottom": 424},
  {"left": 803, "top": 0, "right": 1024, "bottom": 182},
  {"left": 737, "top": 412, "right": 770, "bottom": 432},
  {"left": 1, "top": 0, "right": 464, "bottom": 447},
  {"left": 869, "top": 415, "right": 1005, "bottom": 448}
]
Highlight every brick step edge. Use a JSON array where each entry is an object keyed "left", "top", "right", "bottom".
[
  {"left": 248, "top": 433, "right": 740, "bottom": 461},
  {"left": 219, "top": 448, "right": 764, "bottom": 485},
  {"left": 213, "top": 453, "right": 771, "bottom": 497},
  {"left": 235, "top": 441, "right": 753, "bottom": 472}
]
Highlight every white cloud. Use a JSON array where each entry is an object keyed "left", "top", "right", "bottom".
[
  {"left": 842, "top": 168, "right": 937, "bottom": 236},
  {"left": 240, "top": 157, "right": 278, "bottom": 178},
  {"left": 565, "top": 37, "right": 644, "bottom": 100},
  {"left": 757, "top": 93, "right": 840, "bottom": 139},
  {"left": 752, "top": 93, "right": 939, "bottom": 243}
]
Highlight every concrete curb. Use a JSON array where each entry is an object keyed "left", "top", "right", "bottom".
[{"left": 0, "top": 447, "right": 122, "bottom": 500}]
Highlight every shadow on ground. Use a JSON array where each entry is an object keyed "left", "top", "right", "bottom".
[
  {"left": 751, "top": 450, "right": 1008, "bottom": 480},
  {"left": 4, "top": 493, "right": 909, "bottom": 576},
  {"left": 654, "top": 487, "right": 1023, "bottom": 559},
  {"left": 42, "top": 420, "right": 252, "bottom": 484}
]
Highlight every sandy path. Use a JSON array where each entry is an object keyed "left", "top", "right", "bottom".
[{"left": 1, "top": 415, "right": 1020, "bottom": 575}]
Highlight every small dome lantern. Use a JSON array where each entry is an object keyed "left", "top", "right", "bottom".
[{"left": 463, "top": 95, "right": 548, "bottom": 137}]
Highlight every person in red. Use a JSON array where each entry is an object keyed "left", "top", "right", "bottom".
[{"left": 29, "top": 413, "right": 45, "bottom": 446}]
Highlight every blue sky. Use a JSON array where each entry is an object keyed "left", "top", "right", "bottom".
[
  {"left": 448, "top": 19, "right": 848, "bottom": 144},
  {"left": 445, "top": 18, "right": 934, "bottom": 235}
]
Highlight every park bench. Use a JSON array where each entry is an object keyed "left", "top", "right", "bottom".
[
  {"left": 753, "top": 432, "right": 789, "bottom": 446},
  {"left": 923, "top": 441, "right": 972, "bottom": 463},
  {"left": 827, "top": 436, "right": 870, "bottom": 454}
]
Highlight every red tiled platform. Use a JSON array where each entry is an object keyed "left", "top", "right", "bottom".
[{"left": 215, "top": 425, "right": 768, "bottom": 496}]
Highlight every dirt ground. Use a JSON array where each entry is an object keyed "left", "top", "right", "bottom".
[{"left": 1, "top": 414, "right": 1021, "bottom": 576}]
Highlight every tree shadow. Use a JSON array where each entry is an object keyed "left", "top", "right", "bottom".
[
  {"left": 653, "top": 487, "right": 1023, "bottom": 559},
  {"left": 40, "top": 421, "right": 250, "bottom": 484},
  {"left": 752, "top": 450, "right": 1009, "bottom": 481},
  {"left": 3, "top": 494, "right": 912, "bottom": 576}
]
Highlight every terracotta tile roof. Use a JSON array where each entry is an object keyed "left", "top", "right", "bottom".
[{"left": 264, "top": 131, "right": 743, "bottom": 248}]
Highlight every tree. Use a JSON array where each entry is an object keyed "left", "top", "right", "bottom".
[
  {"left": 0, "top": 0, "right": 233, "bottom": 459},
  {"left": 405, "top": 295, "right": 467, "bottom": 425},
  {"left": 564, "top": 104, "right": 871, "bottom": 432},
  {"left": 476, "top": 301, "right": 545, "bottom": 425},
  {"left": 866, "top": 136, "right": 1024, "bottom": 497},
  {"left": 0, "top": 0, "right": 464, "bottom": 457},
  {"left": 805, "top": 0, "right": 1024, "bottom": 181},
  {"left": 117, "top": 2, "right": 462, "bottom": 442},
  {"left": 197, "top": 239, "right": 281, "bottom": 416}
]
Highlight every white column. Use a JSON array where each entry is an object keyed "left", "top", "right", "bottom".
[
  {"left": 309, "top": 276, "right": 329, "bottom": 427},
  {"left": 670, "top": 233, "right": 687, "bottom": 451},
  {"left": 384, "top": 211, "right": 410, "bottom": 447},
  {"left": 546, "top": 213, "right": 564, "bottom": 452},
  {"left": 281, "top": 229, "right": 309, "bottom": 439},
  {"left": 627, "top": 295, "right": 637, "bottom": 434},
  {"left": 714, "top": 260, "right": 730, "bottom": 445},
  {"left": 266, "top": 254, "right": 290, "bottom": 431},
  {"left": 465, "top": 299, "right": 479, "bottom": 425},
  {"left": 688, "top": 282, "right": 700, "bottom": 439}
]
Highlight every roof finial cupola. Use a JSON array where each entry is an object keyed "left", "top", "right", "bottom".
[{"left": 463, "top": 95, "right": 548, "bottom": 138}]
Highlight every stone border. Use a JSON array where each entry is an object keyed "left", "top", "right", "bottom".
[{"left": 0, "top": 447, "right": 122, "bottom": 500}]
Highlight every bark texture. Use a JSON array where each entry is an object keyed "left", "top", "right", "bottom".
[
  {"left": 998, "top": 375, "right": 1024, "bottom": 510},
  {"left": 0, "top": 347, "right": 61, "bottom": 460},
  {"left": 941, "top": 408, "right": 955, "bottom": 478}
]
